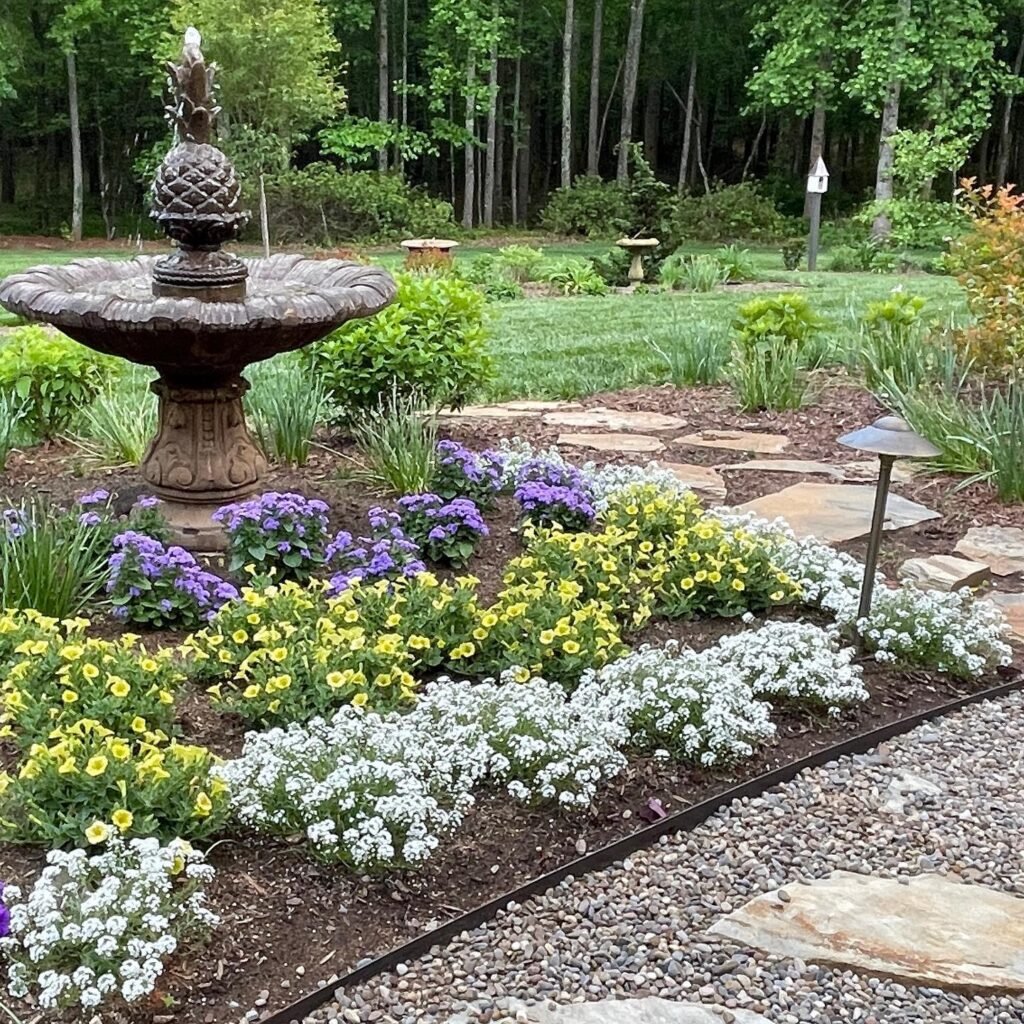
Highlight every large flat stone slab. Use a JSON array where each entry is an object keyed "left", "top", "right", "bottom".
[
  {"left": 440, "top": 401, "right": 579, "bottom": 419},
  {"left": 676, "top": 429, "right": 789, "bottom": 454},
  {"left": 956, "top": 526, "right": 1024, "bottom": 576},
  {"left": 527, "top": 997, "right": 771, "bottom": 1024},
  {"left": 899, "top": 554, "right": 991, "bottom": 592},
  {"left": 709, "top": 871, "right": 1024, "bottom": 990},
  {"left": 738, "top": 483, "right": 939, "bottom": 542},
  {"left": 654, "top": 462, "right": 727, "bottom": 502},
  {"left": 558, "top": 432, "right": 665, "bottom": 454},
  {"left": 839, "top": 459, "right": 917, "bottom": 484},
  {"left": 986, "top": 592, "right": 1024, "bottom": 641},
  {"left": 724, "top": 458, "right": 844, "bottom": 479},
  {"left": 544, "top": 408, "right": 686, "bottom": 432}
]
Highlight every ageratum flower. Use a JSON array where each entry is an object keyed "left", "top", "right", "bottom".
[
  {"left": 396, "top": 493, "right": 488, "bottom": 568},
  {"left": 433, "top": 440, "right": 504, "bottom": 508},
  {"left": 76, "top": 489, "right": 111, "bottom": 508},
  {"left": 514, "top": 480, "right": 596, "bottom": 532},
  {"left": 326, "top": 509, "right": 425, "bottom": 596}
]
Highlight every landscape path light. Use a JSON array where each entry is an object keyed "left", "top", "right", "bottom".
[{"left": 837, "top": 415, "right": 941, "bottom": 628}]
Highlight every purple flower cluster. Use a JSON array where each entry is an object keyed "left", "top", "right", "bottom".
[
  {"left": 0, "top": 882, "right": 8, "bottom": 939},
  {"left": 325, "top": 508, "right": 426, "bottom": 596},
  {"left": 432, "top": 439, "right": 505, "bottom": 509},
  {"left": 107, "top": 531, "right": 239, "bottom": 629},
  {"left": 396, "top": 493, "right": 488, "bottom": 568},
  {"left": 213, "top": 491, "right": 331, "bottom": 580},
  {"left": 2, "top": 508, "right": 25, "bottom": 540},
  {"left": 77, "top": 488, "right": 111, "bottom": 508},
  {"left": 513, "top": 458, "right": 595, "bottom": 532}
]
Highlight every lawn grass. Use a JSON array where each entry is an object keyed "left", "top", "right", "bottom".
[{"left": 0, "top": 240, "right": 968, "bottom": 401}]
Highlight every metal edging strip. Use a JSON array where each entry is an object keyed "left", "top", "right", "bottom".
[{"left": 261, "top": 672, "right": 1024, "bottom": 1024}]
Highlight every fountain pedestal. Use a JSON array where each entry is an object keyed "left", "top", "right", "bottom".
[{"left": 142, "top": 377, "right": 267, "bottom": 549}]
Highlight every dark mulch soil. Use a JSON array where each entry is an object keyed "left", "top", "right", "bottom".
[{"left": 1, "top": 380, "right": 1023, "bottom": 1023}]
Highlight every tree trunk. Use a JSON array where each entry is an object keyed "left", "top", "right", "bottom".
[
  {"left": 872, "top": 0, "right": 911, "bottom": 241},
  {"left": 0, "top": 135, "right": 15, "bottom": 204},
  {"left": 377, "top": 0, "right": 390, "bottom": 172},
  {"left": 259, "top": 173, "right": 271, "bottom": 256},
  {"left": 67, "top": 49, "right": 83, "bottom": 243},
  {"left": 586, "top": 0, "right": 603, "bottom": 175},
  {"left": 997, "top": 28, "right": 1024, "bottom": 186},
  {"left": 496, "top": 91, "right": 505, "bottom": 222},
  {"left": 643, "top": 78, "right": 660, "bottom": 168},
  {"left": 484, "top": 40, "right": 499, "bottom": 226},
  {"left": 677, "top": 51, "right": 696, "bottom": 192},
  {"left": 802, "top": 98, "right": 827, "bottom": 216},
  {"left": 511, "top": 44, "right": 522, "bottom": 224},
  {"left": 598, "top": 59, "right": 623, "bottom": 163},
  {"left": 616, "top": 0, "right": 646, "bottom": 182},
  {"left": 399, "top": 0, "right": 409, "bottom": 174},
  {"left": 519, "top": 81, "right": 532, "bottom": 223},
  {"left": 97, "top": 120, "right": 113, "bottom": 239},
  {"left": 462, "top": 53, "right": 477, "bottom": 229},
  {"left": 560, "top": 0, "right": 575, "bottom": 189}
]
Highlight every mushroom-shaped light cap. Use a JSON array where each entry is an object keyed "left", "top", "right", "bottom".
[{"left": 837, "top": 415, "right": 942, "bottom": 459}]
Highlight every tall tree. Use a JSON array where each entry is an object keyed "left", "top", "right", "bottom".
[
  {"left": 377, "top": 0, "right": 390, "bottom": 171},
  {"left": 65, "top": 47, "right": 82, "bottom": 241},
  {"left": 561, "top": 0, "right": 575, "bottom": 188},
  {"left": 616, "top": 0, "right": 645, "bottom": 182},
  {"left": 586, "top": 0, "right": 603, "bottom": 175}
]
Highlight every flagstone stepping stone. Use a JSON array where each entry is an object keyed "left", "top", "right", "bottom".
[
  {"left": 527, "top": 997, "right": 771, "bottom": 1024},
  {"left": 987, "top": 592, "right": 1024, "bottom": 641},
  {"left": 724, "top": 458, "right": 845, "bottom": 479},
  {"left": 899, "top": 554, "right": 991, "bottom": 592},
  {"left": 439, "top": 400, "right": 580, "bottom": 419},
  {"left": 676, "top": 429, "right": 789, "bottom": 454},
  {"left": 738, "top": 483, "right": 939, "bottom": 542},
  {"left": 955, "top": 526, "right": 1024, "bottom": 576},
  {"left": 654, "top": 462, "right": 727, "bottom": 502},
  {"left": 708, "top": 871, "right": 1024, "bottom": 990},
  {"left": 557, "top": 432, "right": 664, "bottom": 454},
  {"left": 543, "top": 407, "right": 686, "bottom": 431},
  {"left": 839, "top": 459, "right": 917, "bottom": 484}
]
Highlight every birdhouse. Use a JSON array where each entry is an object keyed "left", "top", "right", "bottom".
[{"left": 806, "top": 156, "right": 829, "bottom": 194}]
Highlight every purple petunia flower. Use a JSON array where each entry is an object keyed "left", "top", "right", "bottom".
[{"left": 0, "top": 883, "right": 9, "bottom": 939}]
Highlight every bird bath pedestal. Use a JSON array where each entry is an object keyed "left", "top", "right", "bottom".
[
  {"left": 616, "top": 237, "right": 660, "bottom": 288},
  {"left": 0, "top": 30, "right": 396, "bottom": 550}
]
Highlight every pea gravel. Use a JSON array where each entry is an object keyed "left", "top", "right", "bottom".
[{"left": 267, "top": 691, "right": 1024, "bottom": 1024}]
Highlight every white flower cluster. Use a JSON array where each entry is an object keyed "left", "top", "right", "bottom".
[
  {"left": 213, "top": 707, "right": 477, "bottom": 869},
  {"left": 2, "top": 837, "right": 216, "bottom": 1012},
  {"left": 714, "top": 620, "right": 868, "bottom": 714},
  {"left": 573, "top": 639, "right": 777, "bottom": 766},
  {"left": 411, "top": 674, "right": 629, "bottom": 808}
]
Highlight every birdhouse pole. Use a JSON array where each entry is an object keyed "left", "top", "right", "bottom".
[{"left": 805, "top": 156, "right": 829, "bottom": 271}]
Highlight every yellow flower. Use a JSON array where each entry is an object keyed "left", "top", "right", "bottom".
[
  {"left": 563, "top": 640, "right": 581, "bottom": 655},
  {"left": 231, "top": 629, "right": 249, "bottom": 644},
  {"left": 59, "top": 644, "right": 84, "bottom": 661},
  {"left": 111, "top": 808, "right": 134, "bottom": 833},
  {"left": 109, "top": 679, "right": 131, "bottom": 698},
  {"left": 130, "top": 716, "right": 147, "bottom": 733},
  {"left": 407, "top": 634, "right": 431, "bottom": 650},
  {"left": 480, "top": 613, "right": 498, "bottom": 628},
  {"left": 158, "top": 689, "right": 174, "bottom": 704},
  {"left": 326, "top": 671, "right": 345, "bottom": 689},
  {"left": 242, "top": 684, "right": 262, "bottom": 700},
  {"left": 61, "top": 689, "right": 79, "bottom": 704},
  {"left": 81, "top": 662, "right": 100, "bottom": 681},
  {"left": 109, "top": 741, "right": 131, "bottom": 761},
  {"left": 385, "top": 613, "right": 402, "bottom": 627},
  {"left": 140, "top": 658, "right": 159, "bottom": 673},
  {"left": 680, "top": 577, "right": 695, "bottom": 591},
  {"left": 351, "top": 692, "right": 369, "bottom": 708},
  {"left": 193, "top": 792, "right": 214, "bottom": 817},
  {"left": 539, "top": 630, "right": 555, "bottom": 645},
  {"left": 85, "top": 755, "right": 109, "bottom": 777},
  {"left": 472, "top": 627, "right": 488, "bottom": 641},
  {"left": 246, "top": 613, "right": 261, "bottom": 626},
  {"left": 58, "top": 758, "right": 78, "bottom": 775},
  {"left": 770, "top": 590, "right": 785, "bottom": 601},
  {"left": 731, "top": 578, "right": 746, "bottom": 592},
  {"left": 85, "top": 821, "right": 112, "bottom": 845},
  {"left": 708, "top": 571, "right": 722, "bottom": 584},
  {"left": 269, "top": 647, "right": 288, "bottom": 663}
]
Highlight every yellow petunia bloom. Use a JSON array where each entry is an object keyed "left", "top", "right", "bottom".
[
  {"left": 85, "top": 755, "right": 109, "bottom": 777},
  {"left": 140, "top": 658, "right": 159, "bottom": 673},
  {"left": 109, "top": 741, "right": 131, "bottom": 761},
  {"left": 111, "top": 808, "right": 134, "bottom": 833},
  {"left": 58, "top": 758, "right": 78, "bottom": 775},
  {"left": 81, "top": 663, "right": 100, "bottom": 681},
  {"left": 242, "top": 684, "right": 262, "bottom": 700},
  {"left": 351, "top": 692, "right": 369, "bottom": 708},
  {"left": 109, "top": 679, "right": 131, "bottom": 698},
  {"left": 61, "top": 690, "right": 79, "bottom": 704},
  {"left": 193, "top": 792, "right": 213, "bottom": 817},
  {"left": 85, "top": 821, "right": 112, "bottom": 845},
  {"left": 731, "top": 578, "right": 746, "bottom": 591},
  {"left": 130, "top": 716, "right": 147, "bottom": 733}
]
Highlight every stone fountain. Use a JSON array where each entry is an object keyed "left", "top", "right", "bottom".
[{"left": 0, "top": 29, "right": 396, "bottom": 547}]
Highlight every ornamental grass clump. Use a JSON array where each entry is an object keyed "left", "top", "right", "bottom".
[
  {"left": 0, "top": 718, "right": 228, "bottom": 846},
  {"left": 107, "top": 532, "right": 238, "bottom": 628},
  {"left": 396, "top": 493, "right": 488, "bottom": 567},
  {"left": 1, "top": 636, "right": 182, "bottom": 748},
  {"left": 325, "top": 508, "right": 425, "bottom": 595},
  {"left": 431, "top": 439, "right": 504, "bottom": 509},
  {"left": 573, "top": 642, "right": 776, "bottom": 766},
  {"left": 214, "top": 706, "right": 477, "bottom": 870},
  {"left": 1, "top": 838, "right": 217, "bottom": 1012},
  {"left": 214, "top": 491, "right": 331, "bottom": 580}
]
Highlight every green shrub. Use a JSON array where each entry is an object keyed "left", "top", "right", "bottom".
[
  {"left": 854, "top": 197, "right": 969, "bottom": 249},
  {"left": 456, "top": 255, "right": 525, "bottom": 300},
  {"left": 0, "top": 392, "right": 28, "bottom": 471},
  {"left": 780, "top": 237, "right": 806, "bottom": 271},
  {"left": 714, "top": 244, "right": 757, "bottom": 282},
  {"left": 540, "top": 175, "right": 633, "bottom": 237},
  {"left": 591, "top": 247, "right": 633, "bottom": 286},
  {"left": 728, "top": 293, "right": 822, "bottom": 411},
  {"left": 659, "top": 253, "right": 728, "bottom": 292},
  {"left": 860, "top": 291, "right": 933, "bottom": 391},
  {"left": 646, "top": 326, "right": 730, "bottom": 386},
  {"left": 303, "top": 272, "right": 492, "bottom": 417},
  {"left": 496, "top": 245, "right": 545, "bottom": 282},
  {"left": 666, "top": 182, "right": 788, "bottom": 243},
  {"left": 263, "top": 163, "right": 454, "bottom": 244},
  {"left": 75, "top": 379, "right": 157, "bottom": 467},
  {"left": 0, "top": 327, "right": 116, "bottom": 439},
  {"left": 537, "top": 258, "right": 609, "bottom": 296}
]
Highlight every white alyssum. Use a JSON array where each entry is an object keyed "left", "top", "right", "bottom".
[
  {"left": 574, "top": 641, "right": 776, "bottom": 766},
  {"left": 1, "top": 838, "right": 216, "bottom": 1012},
  {"left": 214, "top": 706, "right": 478, "bottom": 870},
  {"left": 714, "top": 620, "right": 868, "bottom": 714},
  {"left": 408, "top": 673, "right": 629, "bottom": 808}
]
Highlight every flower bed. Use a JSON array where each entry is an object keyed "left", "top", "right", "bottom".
[{"left": 0, "top": 436, "right": 1017, "bottom": 1024}]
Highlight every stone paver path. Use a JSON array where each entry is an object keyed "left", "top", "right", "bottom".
[
  {"left": 898, "top": 554, "right": 991, "bottom": 592},
  {"left": 557, "top": 433, "right": 665, "bottom": 454},
  {"left": 956, "top": 527, "right": 1024, "bottom": 577},
  {"left": 675, "top": 430, "right": 789, "bottom": 455},
  {"left": 543, "top": 409, "right": 686, "bottom": 432},
  {"left": 301, "top": 692, "right": 1024, "bottom": 1024}
]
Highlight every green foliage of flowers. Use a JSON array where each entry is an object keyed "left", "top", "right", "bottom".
[
  {"left": 303, "top": 271, "right": 493, "bottom": 417},
  {"left": 0, "top": 718, "right": 228, "bottom": 847},
  {"left": 0, "top": 326, "right": 117, "bottom": 439},
  {"left": 1, "top": 635, "right": 182, "bottom": 749},
  {"left": 659, "top": 253, "right": 728, "bottom": 292},
  {"left": 537, "top": 257, "right": 609, "bottom": 296}
]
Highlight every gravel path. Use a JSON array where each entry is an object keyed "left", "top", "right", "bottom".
[{"left": 283, "top": 692, "right": 1024, "bottom": 1024}]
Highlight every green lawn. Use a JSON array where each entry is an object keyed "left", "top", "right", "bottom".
[{"left": 0, "top": 240, "right": 967, "bottom": 400}]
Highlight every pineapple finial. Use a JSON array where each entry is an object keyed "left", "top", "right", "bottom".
[{"left": 165, "top": 27, "right": 220, "bottom": 145}]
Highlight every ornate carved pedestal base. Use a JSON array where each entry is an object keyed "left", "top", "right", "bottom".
[{"left": 142, "top": 376, "right": 267, "bottom": 551}]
